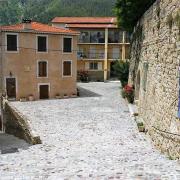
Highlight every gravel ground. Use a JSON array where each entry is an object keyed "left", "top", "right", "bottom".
[{"left": 0, "top": 82, "right": 180, "bottom": 180}]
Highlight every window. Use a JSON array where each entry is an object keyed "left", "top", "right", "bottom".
[
  {"left": 89, "top": 62, "right": 98, "bottom": 70},
  {"left": 6, "top": 34, "right": 18, "bottom": 51},
  {"left": 63, "top": 37, "right": 72, "bottom": 53},
  {"left": 37, "top": 36, "right": 47, "bottom": 52},
  {"left": 38, "top": 61, "right": 47, "bottom": 77},
  {"left": 63, "top": 61, "right": 72, "bottom": 76}
]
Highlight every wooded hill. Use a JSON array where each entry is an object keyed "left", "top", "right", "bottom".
[{"left": 0, "top": 0, "right": 116, "bottom": 25}]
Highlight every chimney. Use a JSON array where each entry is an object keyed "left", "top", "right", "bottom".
[{"left": 22, "top": 19, "right": 32, "bottom": 30}]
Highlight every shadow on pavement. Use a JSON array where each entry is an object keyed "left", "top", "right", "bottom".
[
  {"left": 0, "top": 133, "right": 31, "bottom": 154},
  {"left": 77, "top": 86, "right": 102, "bottom": 98}
]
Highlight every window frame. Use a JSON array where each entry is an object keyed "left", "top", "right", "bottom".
[
  {"left": 5, "top": 33, "right": 19, "bottom": 53},
  {"left": 36, "top": 35, "right": 48, "bottom": 53},
  {"left": 89, "top": 62, "right": 98, "bottom": 70},
  {"left": 37, "top": 60, "right": 48, "bottom": 78},
  {"left": 62, "top": 60, "right": 72, "bottom": 77},
  {"left": 62, "top": 36, "right": 73, "bottom": 54}
]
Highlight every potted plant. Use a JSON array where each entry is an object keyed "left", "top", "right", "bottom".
[
  {"left": 63, "top": 93, "right": 68, "bottom": 98},
  {"left": 28, "top": 94, "right": 34, "bottom": 101},
  {"left": 55, "top": 93, "right": 61, "bottom": 99},
  {"left": 20, "top": 97, "right": 27, "bottom": 102},
  {"left": 71, "top": 93, "right": 77, "bottom": 98}
]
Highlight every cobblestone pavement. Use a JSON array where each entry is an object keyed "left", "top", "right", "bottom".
[{"left": 0, "top": 82, "right": 180, "bottom": 180}]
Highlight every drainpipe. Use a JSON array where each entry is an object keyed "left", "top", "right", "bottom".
[{"left": 104, "top": 28, "right": 108, "bottom": 81}]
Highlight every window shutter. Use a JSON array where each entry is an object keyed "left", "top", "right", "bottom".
[
  {"left": 85, "top": 62, "right": 89, "bottom": 70},
  {"left": 98, "top": 62, "right": 102, "bottom": 70}
]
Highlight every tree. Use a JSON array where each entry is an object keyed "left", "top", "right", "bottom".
[
  {"left": 0, "top": 0, "right": 23, "bottom": 25},
  {"left": 0, "top": 0, "right": 116, "bottom": 25},
  {"left": 115, "top": 0, "right": 156, "bottom": 32}
]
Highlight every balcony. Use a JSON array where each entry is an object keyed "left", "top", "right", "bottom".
[
  {"left": 108, "top": 30, "right": 123, "bottom": 43},
  {"left": 77, "top": 51, "right": 105, "bottom": 60},
  {"left": 78, "top": 31, "right": 105, "bottom": 44}
]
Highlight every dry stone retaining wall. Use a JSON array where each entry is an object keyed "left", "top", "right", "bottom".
[
  {"left": 129, "top": 0, "right": 180, "bottom": 158},
  {"left": 1, "top": 97, "right": 41, "bottom": 145}
]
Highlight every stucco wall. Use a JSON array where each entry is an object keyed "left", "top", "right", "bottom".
[
  {"left": 129, "top": 0, "right": 180, "bottom": 158},
  {"left": 1, "top": 32, "right": 78, "bottom": 100}
]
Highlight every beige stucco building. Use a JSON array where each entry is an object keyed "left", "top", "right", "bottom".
[
  {"left": 0, "top": 20, "right": 79, "bottom": 100},
  {"left": 52, "top": 17, "right": 130, "bottom": 81}
]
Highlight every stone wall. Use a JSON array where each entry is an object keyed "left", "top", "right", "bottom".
[
  {"left": 129, "top": 0, "right": 180, "bottom": 158},
  {"left": 1, "top": 97, "right": 41, "bottom": 145}
]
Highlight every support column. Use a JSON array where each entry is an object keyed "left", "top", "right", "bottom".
[
  {"left": 104, "top": 28, "right": 108, "bottom": 81},
  {"left": 0, "top": 31, "right": 4, "bottom": 132},
  {"left": 122, "top": 31, "right": 126, "bottom": 61}
]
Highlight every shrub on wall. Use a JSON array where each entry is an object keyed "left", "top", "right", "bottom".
[{"left": 113, "top": 60, "right": 130, "bottom": 87}]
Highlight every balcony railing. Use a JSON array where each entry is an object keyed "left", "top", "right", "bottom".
[
  {"left": 77, "top": 52, "right": 105, "bottom": 59},
  {"left": 108, "top": 53, "right": 121, "bottom": 60},
  {"left": 79, "top": 31, "right": 105, "bottom": 44},
  {"left": 77, "top": 52, "right": 122, "bottom": 60}
]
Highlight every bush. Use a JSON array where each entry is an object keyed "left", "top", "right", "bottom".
[
  {"left": 113, "top": 60, "right": 129, "bottom": 88},
  {"left": 121, "top": 84, "right": 134, "bottom": 104},
  {"left": 78, "top": 70, "right": 89, "bottom": 82}
]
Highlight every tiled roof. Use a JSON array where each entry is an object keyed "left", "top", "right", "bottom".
[
  {"left": 0, "top": 22, "right": 79, "bottom": 35},
  {"left": 66, "top": 23, "right": 118, "bottom": 29},
  {"left": 52, "top": 17, "right": 117, "bottom": 24}
]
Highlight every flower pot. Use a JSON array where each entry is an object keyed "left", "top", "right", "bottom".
[
  {"left": 28, "top": 95, "right": 34, "bottom": 101},
  {"left": 20, "top": 97, "right": 27, "bottom": 102},
  {"left": 63, "top": 95, "right": 68, "bottom": 99},
  {"left": 71, "top": 94, "right": 77, "bottom": 98},
  {"left": 55, "top": 95, "right": 61, "bottom": 99}
]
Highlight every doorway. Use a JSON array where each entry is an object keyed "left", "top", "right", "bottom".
[
  {"left": 6, "top": 78, "right": 16, "bottom": 99},
  {"left": 110, "top": 61, "right": 117, "bottom": 78},
  {"left": 39, "top": 84, "right": 49, "bottom": 99}
]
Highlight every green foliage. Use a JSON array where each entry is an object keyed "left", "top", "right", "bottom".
[
  {"left": 0, "top": 0, "right": 23, "bottom": 25},
  {"left": 121, "top": 85, "right": 134, "bottom": 103},
  {"left": 115, "top": 0, "right": 156, "bottom": 32},
  {"left": 137, "top": 122, "right": 144, "bottom": 127},
  {"left": 113, "top": 60, "right": 129, "bottom": 87},
  {"left": 0, "top": 0, "right": 116, "bottom": 25}
]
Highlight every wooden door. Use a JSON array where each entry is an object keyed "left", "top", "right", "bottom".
[
  {"left": 6, "top": 78, "right": 16, "bottom": 99},
  {"left": 39, "top": 85, "right": 49, "bottom": 99}
]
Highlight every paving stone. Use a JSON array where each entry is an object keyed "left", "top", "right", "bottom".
[{"left": 0, "top": 82, "right": 179, "bottom": 179}]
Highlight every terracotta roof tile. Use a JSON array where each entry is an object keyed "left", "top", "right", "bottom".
[
  {"left": 66, "top": 23, "right": 118, "bottom": 29},
  {"left": 0, "top": 22, "right": 79, "bottom": 35},
  {"left": 52, "top": 17, "right": 117, "bottom": 24}
]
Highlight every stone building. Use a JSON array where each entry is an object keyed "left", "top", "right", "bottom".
[
  {"left": 52, "top": 17, "right": 130, "bottom": 81},
  {"left": 0, "top": 20, "right": 79, "bottom": 100},
  {"left": 129, "top": 0, "right": 180, "bottom": 158}
]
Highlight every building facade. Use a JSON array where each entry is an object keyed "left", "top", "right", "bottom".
[
  {"left": 0, "top": 20, "right": 79, "bottom": 100},
  {"left": 129, "top": 0, "right": 180, "bottom": 158},
  {"left": 52, "top": 17, "right": 130, "bottom": 81}
]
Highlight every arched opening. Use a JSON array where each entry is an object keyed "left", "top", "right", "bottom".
[{"left": 135, "top": 71, "right": 141, "bottom": 100}]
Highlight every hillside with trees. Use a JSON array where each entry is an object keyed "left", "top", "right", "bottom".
[{"left": 0, "top": 0, "right": 116, "bottom": 25}]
